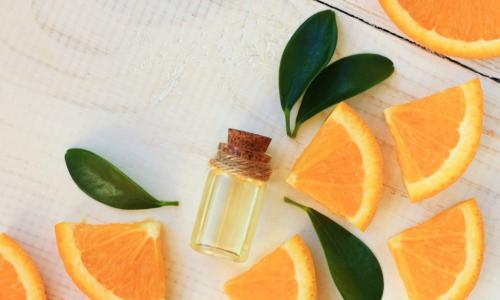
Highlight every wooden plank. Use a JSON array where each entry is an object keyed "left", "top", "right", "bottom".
[
  {"left": 0, "top": 0, "right": 498, "bottom": 299},
  {"left": 318, "top": 0, "right": 500, "bottom": 82}
]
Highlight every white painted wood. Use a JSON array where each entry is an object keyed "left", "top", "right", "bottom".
[
  {"left": 321, "top": 0, "right": 500, "bottom": 80},
  {"left": 0, "top": 0, "right": 498, "bottom": 299}
]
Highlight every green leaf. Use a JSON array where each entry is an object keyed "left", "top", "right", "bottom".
[
  {"left": 294, "top": 53, "right": 394, "bottom": 134},
  {"left": 65, "top": 148, "right": 178, "bottom": 209},
  {"left": 279, "top": 10, "right": 337, "bottom": 136},
  {"left": 285, "top": 197, "right": 383, "bottom": 300}
]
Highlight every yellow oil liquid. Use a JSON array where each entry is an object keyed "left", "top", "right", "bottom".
[{"left": 191, "top": 166, "right": 266, "bottom": 262}]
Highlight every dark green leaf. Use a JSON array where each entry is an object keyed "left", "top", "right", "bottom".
[
  {"left": 285, "top": 197, "right": 383, "bottom": 300},
  {"left": 295, "top": 54, "right": 394, "bottom": 133},
  {"left": 65, "top": 148, "right": 178, "bottom": 209},
  {"left": 279, "top": 10, "right": 337, "bottom": 136}
]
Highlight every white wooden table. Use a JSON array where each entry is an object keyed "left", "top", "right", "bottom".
[{"left": 0, "top": 1, "right": 498, "bottom": 299}]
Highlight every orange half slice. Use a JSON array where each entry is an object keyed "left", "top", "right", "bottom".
[
  {"left": 385, "top": 79, "right": 483, "bottom": 202},
  {"left": 389, "top": 199, "right": 484, "bottom": 299},
  {"left": 380, "top": 0, "right": 500, "bottom": 58},
  {"left": 0, "top": 233, "right": 46, "bottom": 300},
  {"left": 288, "top": 102, "right": 384, "bottom": 230},
  {"left": 224, "top": 235, "right": 316, "bottom": 300},
  {"left": 55, "top": 220, "right": 166, "bottom": 300}
]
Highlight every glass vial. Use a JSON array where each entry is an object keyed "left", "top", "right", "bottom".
[{"left": 191, "top": 129, "right": 272, "bottom": 262}]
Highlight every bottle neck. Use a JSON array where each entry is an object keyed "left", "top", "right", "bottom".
[{"left": 209, "top": 149, "right": 272, "bottom": 181}]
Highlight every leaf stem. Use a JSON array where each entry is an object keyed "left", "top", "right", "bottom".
[
  {"left": 284, "top": 197, "right": 308, "bottom": 211},
  {"left": 285, "top": 109, "right": 293, "bottom": 137},
  {"left": 291, "top": 122, "right": 301, "bottom": 138},
  {"left": 159, "top": 201, "right": 180, "bottom": 206}
]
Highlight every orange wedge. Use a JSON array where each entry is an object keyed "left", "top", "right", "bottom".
[
  {"left": 224, "top": 235, "right": 316, "bottom": 300},
  {"left": 385, "top": 79, "right": 483, "bottom": 202},
  {"left": 55, "top": 220, "right": 166, "bottom": 300},
  {"left": 0, "top": 233, "right": 46, "bottom": 300},
  {"left": 380, "top": 0, "right": 500, "bottom": 58},
  {"left": 287, "top": 102, "right": 384, "bottom": 230},
  {"left": 389, "top": 199, "right": 484, "bottom": 300}
]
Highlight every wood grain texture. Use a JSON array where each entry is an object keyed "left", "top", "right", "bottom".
[
  {"left": 0, "top": 0, "right": 498, "bottom": 299},
  {"left": 319, "top": 0, "right": 500, "bottom": 82}
]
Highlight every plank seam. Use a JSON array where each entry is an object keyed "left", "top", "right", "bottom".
[{"left": 313, "top": 0, "right": 500, "bottom": 84}]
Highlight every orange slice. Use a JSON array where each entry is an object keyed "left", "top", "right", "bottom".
[
  {"left": 224, "top": 235, "right": 316, "bottom": 300},
  {"left": 55, "top": 220, "right": 166, "bottom": 300},
  {"left": 287, "top": 102, "right": 384, "bottom": 230},
  {"left": 380, "top": 0, "right": 500, "bottom": 58},
  {"left": 389, "top": 199, "right": 484, "bottom": 300},
  {"left": 0, "top": 233, "right": 46, "bottom": 300},
  {"left": 384, "top": 79, "right": 483, "bottom": 202}
]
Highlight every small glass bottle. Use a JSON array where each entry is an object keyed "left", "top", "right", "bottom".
[{"left": 191, "top": 128, "right": 272, "bottom": 262}]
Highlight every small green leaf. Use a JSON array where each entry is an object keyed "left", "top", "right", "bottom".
[
  {"left": 294, "top": 54, "right": 394, "bottom": 134},
  {"left": 65, "top": 148, "right": 178, "bottom": 209},
  {"left": 279, "top": 10, "right": 337, "bottom": 136},
  {"left": 285, "top": 197, "right": 383, "bottom": 300}
]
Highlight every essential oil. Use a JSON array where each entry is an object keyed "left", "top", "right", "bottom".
[{"left": 191, "top": 129, "right": 272, "bottom": 262}]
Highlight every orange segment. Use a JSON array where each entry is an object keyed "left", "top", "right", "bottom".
[
  {"left": 389, "top": 199, "right": 484, "bottom": 300},
  {"left": 380, "top": 0, "right": 500, "bottom": 58},
  {"left": 385, "top": 79, "right": 483, "bottom": 202},
  {"left": 55, "top": 220, "right": 166, "bottom": 300},
  {"left": 0, "top": 233, "right": 46, "bottom": 300},
  {"left": 287, "top": 102, "right": 384, "bottom": 230},
  {"left": 224, "top": 235, "right": 316, "bottom": 300}
]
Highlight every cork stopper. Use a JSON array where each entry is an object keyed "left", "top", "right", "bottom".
[
  {"left": 210, "top": 129, "right": 272, "bottom": 181},
  {"left": 227, "top": 129, "right": 271, "bottom": 153}
]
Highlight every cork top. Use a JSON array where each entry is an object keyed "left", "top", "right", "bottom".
[
  {"left": 227, "top": 129, "right": 271, "bottom": 153},
  {"left": 210, "top": 128, "right": 272, "bottom": 181}
]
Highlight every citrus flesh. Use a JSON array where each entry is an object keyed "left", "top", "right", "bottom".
[
  {"left": 287, "top": 102, "right": 384, "bottom": 230},
  {"left": 389, "top": 199, "right": 484, "bottom": 300},
  {"left": 55, "top": 220, "right": 166, "bottom": 300},
  {"left": 0, "top": 233, "right": 46, "bottom": 300},
  {"left": 380, "top": 0, "right": 500, "bottom": 58},
  {"left": 224, "top": 235, "right": 316, "bottom": 300},
  {"left": 385, "top": 79, "right": 483, "bottom": 202}
]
